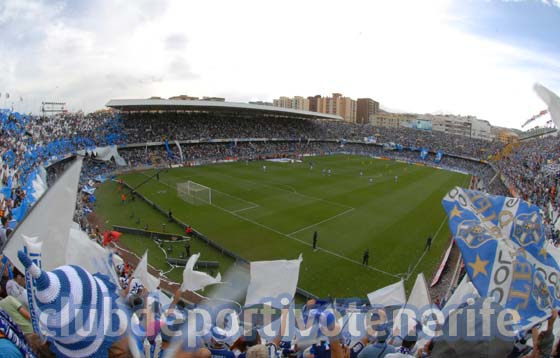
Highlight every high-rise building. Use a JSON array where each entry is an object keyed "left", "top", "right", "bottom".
[
  {"left": 307, "top": 95, "right": 321, "bottom": 112},
  {"left": 315, "top": 93, "right": 356, "bottom": 122},
  {"left": 272, "top": 96, "right": 310, "bottom": 111},
  {"left": 356, "top": 98, "right": 379, "bottom": 124},
  {"left": 370, "top": 113, "right": 416, "bottom": 127}
]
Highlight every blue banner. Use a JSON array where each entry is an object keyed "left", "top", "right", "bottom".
[
  {"left": 443, "top": 187, "right": 558, "bottom": 330},
  {"left": 435, "top": 151, "right": 444, "bottom": 163},
  {"left": 419, "top": 148, "right": 429, "bottom": 160},
  {"left": 164, "top": 139, "right": 175, "bottom": 159}
]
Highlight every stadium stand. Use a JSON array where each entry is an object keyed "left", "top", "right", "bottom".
[{"left": 1, "top": 106, "right": 560, "bottom": 358}]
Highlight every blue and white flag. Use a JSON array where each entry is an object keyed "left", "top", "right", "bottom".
[
  {"left": 82, "top": 185, "right": 96, "bottom": 195},
  {"left": 442, "top": 187, "right": 557, "bottom": 330},
  {"left": 164, "top": 139, "right": 175, "bottom": 159},
  {"left": 435, "top": 151, "right": 443, "bottom": 163},
  {"left": 419, "top": 148, "right": 429, "bottom": 160}
]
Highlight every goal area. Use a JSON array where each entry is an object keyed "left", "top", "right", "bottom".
[{"left": 177, "top": 181, "right": 212, "bottom": 205}]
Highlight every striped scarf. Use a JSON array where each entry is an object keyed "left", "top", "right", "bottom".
[{"left": 0, "top": 309, "right": 37, "bottom": 358}]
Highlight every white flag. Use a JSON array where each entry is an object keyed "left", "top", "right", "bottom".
[
  {"left": 245, "top": 254, "right": 302, "bottom": 308},
  {"left": 443, "top": 275, "right": 479, "bottom": 318},
  {"left": 534, "top": 83, "right": 560, "bottom": 129},
  {"left": 31, "top": 174, "right": 47, "bottom": 201},
  {"left": 174, "top": 140, "right": 184, "bottom": 162},
  {"left": 133, "top": 251, "right": 161, "bottom": 292},
  {"left": 66, "top": 225, "right": 113, "bottom": 276},
  {"left": 4, "top": 157, "right": 83, "bottom": 273},
  {"left": 180, "top": 253, "right": 221, "bottom": 292},
  {"left": 407, "top": 273, "right": 431, "bottom": 309},
  {"left": 367, "top": 280, "right": 406, "bottom": 307},
  {"left": 393, "top": 273, "right": 432, "bottom": 336}
]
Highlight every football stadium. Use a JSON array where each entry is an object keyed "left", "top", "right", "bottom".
[
  {"left": 2, "top": 94, "right": 560, "bottom": 357},
  {"left": 1, "top": 2, "right": 560, "bottom": 357},
  {"left": 95, "top": 100, "right": 476, "bottom": 300}
]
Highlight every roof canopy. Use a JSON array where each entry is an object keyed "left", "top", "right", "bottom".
[{"left": 106, "top": 99, "right": 342, "bottom": 121}]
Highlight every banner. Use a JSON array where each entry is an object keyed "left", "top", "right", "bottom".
[
  {"left": 435, "top": 151, "right": 444, "bottom": 163},
  {"left": 164, "top": 139, "right": 175, "bottom": 159},
  {"left": 521, "top": 109, "right": 548, "bottom": 128},
  {"left": 419, "top": 148, "right": 429, "bottom": 160}
]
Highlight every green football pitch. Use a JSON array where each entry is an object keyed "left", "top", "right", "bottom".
[{"left": 96, "top": 155, "right": 470, "bottom": 298}]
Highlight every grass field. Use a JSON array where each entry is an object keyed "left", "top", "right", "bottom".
[{"left": 96, "top": 155, "right": 470, "bottom": 298}]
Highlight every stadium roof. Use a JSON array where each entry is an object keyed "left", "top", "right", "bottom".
[{"left": 105, "top": 99, "right": 343, "bottom": 120}]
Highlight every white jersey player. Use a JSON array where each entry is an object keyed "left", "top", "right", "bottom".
[
  {"left": 394, "top": 175, "right": 398, "bottom": 183},
  {"left": 263, "top": 165, "right": 267, "bottom": 172}
]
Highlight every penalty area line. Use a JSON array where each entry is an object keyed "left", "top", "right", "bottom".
[
  {"left": 287, "top": 207, "right": 355, "bottom": 236},
  {"left": 149, "top": 173, "right": 400, "bottom": 279}
]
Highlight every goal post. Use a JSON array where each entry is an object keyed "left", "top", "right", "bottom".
[{"left": 177, "top": 181, "right": 212, "bottom": 205}]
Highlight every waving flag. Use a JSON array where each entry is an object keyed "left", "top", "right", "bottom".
[
  {"left": 245, "top": 254, "right": 303, "bottom": 308},
  {"left": 82, "top": 185, "right": 96, "bottom": 195},
  {"left": 367, "top": 280, "right": 406, "bottom": 307},
  {"left": 534, "top": 83, "right": 560, "bottom": 130},
  {"left": 174, "top": 140, "right": 184, "bottom": 162},
  {"left": 435, "top": 151, "right": 443, "bottom": 163},
  {"left": 443, "top": 275, "right": 480, "bottom": 318},
  {"left": 3, "top": 158, "right": 83, "bottom": 273},
  {"left": 521, "top": 109, "right": 548, "bottom": 128},
  {"left": 132, "top": 251, "right": 160, "bottom": 292},
  {"left": 164, "top": 139, "right": 175, "bottom": 159},
  {"left": 419, "top": 148, "right": 429, "bottom": 160},
  {"left": 442, "top": 187, "right": 557, "bottom": 330},
  {"left": 180, "top": 253, "right": 221, "bottom": 292}
]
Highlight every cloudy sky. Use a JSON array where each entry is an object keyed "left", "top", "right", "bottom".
[{"left": 0, "top": 0, "right": 559, "bottom": 129}]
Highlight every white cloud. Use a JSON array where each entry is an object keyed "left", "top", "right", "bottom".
[{"left": 1, "top": 0, "right": 559, "bottom": 129}]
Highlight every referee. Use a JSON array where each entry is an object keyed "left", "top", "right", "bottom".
[{"left": 313, "top": 231, "right": 318, "bottom": 250}]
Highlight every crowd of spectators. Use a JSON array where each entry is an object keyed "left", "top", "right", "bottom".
[
  {"left": 493, "top": 135, "right": 560, "bottom": 244},
  {"left": 0, "top": 109, "right": 125, "bottom": 248},
  {"left": 118, "top": 140, "right": 508, "bottom": 198},
  {"left": 2, "top": 107, "right": 560, "bottom": 357},
  {"left": 120, "top": 113, "right": 504, "bottom": 160},
  {"left": 496, "top": 135, "right": 560, "bottom": 211}
]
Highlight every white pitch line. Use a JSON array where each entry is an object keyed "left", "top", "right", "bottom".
[
  {"left": 406, "top": 214, "right": 448, "bottom": 280},
  {"left": 143, "top": 172, "right": 401, "bottom": 279},
  {"left": 211, "top": 204, "right": 397, "bottom": 278},
  {"left": 231, "top": 204, "right": 260, "bottom": 213},
  {"left": 217, "top": 172, "right": 354, "bottom": 210},
  {"left": 405, "top": 175, "right": 471, "bottom": 280},
  {"left": 287, "top": 207, "right": 355, "bottom": 236},
  {"left": 212, "top": 188, "right": 260, "bottom": 208},
  {"left": 142, "top": 172, "right": 260, "bottom": 209}
]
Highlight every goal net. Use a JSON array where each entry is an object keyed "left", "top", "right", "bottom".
[{"left": 177, "top": 181, "right": 212, "bottom": 205}]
